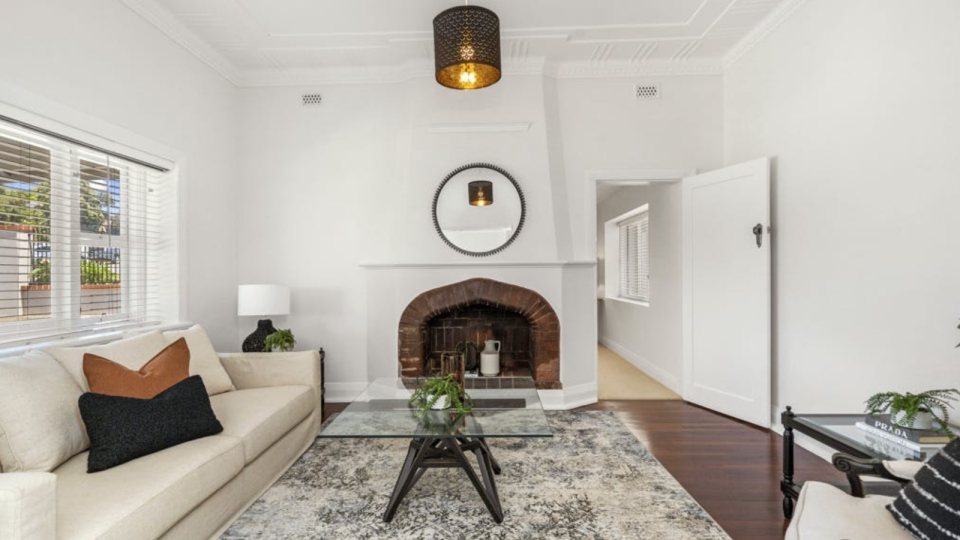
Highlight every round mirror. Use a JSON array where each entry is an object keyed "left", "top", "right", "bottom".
[{"left": 432, "top": 163, "right": 525, "bottom": 256}]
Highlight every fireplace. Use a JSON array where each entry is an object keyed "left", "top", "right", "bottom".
[{"left": 398, "top": 278, "right": 561, "bottom": 389}]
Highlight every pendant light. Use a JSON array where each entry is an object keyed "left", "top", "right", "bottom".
[
  {"left": 433, "top": 2, "right": 501, "bottom": 90},
  {"left": 469, "top": 180, "right": 493, "bottom": 206}
]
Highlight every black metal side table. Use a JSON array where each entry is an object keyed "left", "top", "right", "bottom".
[
  {"left": 780, "top": 406, "right": 921, "bottom": 518},
  {"left": 319, "top": 348, "right": 325, "bottom": 409}
]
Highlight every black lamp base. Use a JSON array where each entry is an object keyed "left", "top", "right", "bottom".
[{"left": 242, "top": 319, "right": 277, "bottom": 352}]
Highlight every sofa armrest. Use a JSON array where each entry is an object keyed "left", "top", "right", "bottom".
[
  {"left": 218, "top": 351, "right": 321, "bottom": 391},
  {"left": 882, "top": 460, "right": 924, "bottom": 482},
  {"left": 0, "top": 473, "right": 56, "bottom": 540}
]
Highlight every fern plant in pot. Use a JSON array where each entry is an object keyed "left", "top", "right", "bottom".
[
  {"left": 865, "top": 389, "right": 959, "bottom": 437},
  {"left": 264, "top": 329, "right": 296, "bottom": 352},
  {"left": 409, "top": 374, "right": 473, "bottom": 414}
]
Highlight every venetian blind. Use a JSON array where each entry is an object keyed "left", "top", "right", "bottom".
[
  {"left": 0, "top": 118, "right": 175, "bottom": 345},
  {"left": 618, "top": 211, "right": 650, "bottom": 302}
]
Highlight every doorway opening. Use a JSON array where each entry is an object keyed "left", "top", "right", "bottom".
[{"left": 589, "top": 172, "right": 690, "bottom": 401}]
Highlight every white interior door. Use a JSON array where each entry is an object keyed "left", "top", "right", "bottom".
[{"left": 682, "top": 158, "right": 771, "bottom": 427}]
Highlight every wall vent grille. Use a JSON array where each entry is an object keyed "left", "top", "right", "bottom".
[
  {"left": 635, "top": 84, "right": 660, "bottom": 100},
  {"left": 302, "top": 93, "right": 323, "bottom": 106}
]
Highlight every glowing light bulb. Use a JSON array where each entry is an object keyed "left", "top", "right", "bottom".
[{"left": 459, "top": 68, "right": 477, "bottom": 85}]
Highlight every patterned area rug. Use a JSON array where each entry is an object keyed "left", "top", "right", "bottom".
[{"left": 222, "top": 411, "right": 730, "bottom": 540}]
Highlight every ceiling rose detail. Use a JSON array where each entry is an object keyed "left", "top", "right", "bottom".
[{"left": 433, "top": 5, "right": 502, "bottom": 90}]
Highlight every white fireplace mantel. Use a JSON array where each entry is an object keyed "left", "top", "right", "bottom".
[{"left": 359, "top": 261, "right": 596, "bottom": 269}]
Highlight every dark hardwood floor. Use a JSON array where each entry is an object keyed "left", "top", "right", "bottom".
[{"left": 321, "top": 400, "right": 845, "bottom": 540}]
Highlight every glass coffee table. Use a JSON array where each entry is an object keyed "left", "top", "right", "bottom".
[{"left": 318, "top": 378, "right": 553, "bottom": 523}]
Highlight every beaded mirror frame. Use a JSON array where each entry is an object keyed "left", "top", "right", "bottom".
[{"left": 432, "top": 163, "right": 526, "bottom": 257}]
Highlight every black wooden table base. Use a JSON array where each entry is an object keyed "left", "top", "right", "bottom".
[{"left": 384, "top": 437, "right": 503, "bottom": 523}]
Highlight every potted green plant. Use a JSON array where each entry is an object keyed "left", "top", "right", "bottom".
[
  {"left": 264, "top": 329, "right": 296, "bottom": 352},
  {"left": 409, "top": 374, "right": 473, "bottom": 414},
  {"left": 865, "top": 389, "right": 959, "bottom": 436}
]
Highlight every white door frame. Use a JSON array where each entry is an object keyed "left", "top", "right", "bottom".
[
  {"left": 584, "top": 168, "right": 696, "bottom": 398},
  {"left": 584, "top": 169, "right": 696, "bottom": 260}
]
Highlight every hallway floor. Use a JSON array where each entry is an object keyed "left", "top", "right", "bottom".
[{"left": 598, "top": 344, "right": 680, "bottom": 400}]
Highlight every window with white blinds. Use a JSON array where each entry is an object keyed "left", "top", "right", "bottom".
[
  {"left": 618, "top": 210, "right": 650, "bottom": 303},
  {"left": 0, "top": 118, "right": 175, "bottom": 345}
]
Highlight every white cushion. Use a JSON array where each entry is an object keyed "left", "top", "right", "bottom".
[
  {"left": 54, "top": 435, "right": 244, "bottom": 540},
  {"left": 45, "top": 331, "right": 168, "bottom": 391},
  {"left": 210, "top": 385, "right": 314, "bottom": 464},
  {"left": 0, "top": 351, "right": 88, "bottom": 472},
  {"left": 162, "top": 325, "right": 235, "bottom": 395},
  {"left": 785, "top": 481, "right": 914, "bottom": 540},
  {"left": 0, "top": 472, "right": 56, "bottom": 540}
]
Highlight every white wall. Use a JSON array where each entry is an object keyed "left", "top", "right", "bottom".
[
  {"left": 557, "top": 76, "right": 725, "bottom": 261},
  {"left": 236, "top": 73, "right": 725, "bottom": 395},
  {"left": 597, "top": 184, "right": 683, "bottom": 391},
  {"left": 0, "top": 0, "right": 241, "bottom": 349},
  {"left": 725, "top": 0, "right": 960, "bottom": 415}
]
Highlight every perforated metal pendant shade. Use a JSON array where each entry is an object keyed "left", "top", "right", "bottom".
[
  {"left": 433, "top": 5, "right": 502, "bottom": 90},
  {"left": 469, "top": 180, "right": 493, "bottom": 206}
]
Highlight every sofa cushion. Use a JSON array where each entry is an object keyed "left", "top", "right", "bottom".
[
  {"left": 83, "top": 337, "right": 190, "bottom": 399},
  {"left": 0, "top": 350, "right": 88, "bottom": 472},
  {"left": 79, "top": 376, "right": 224, "bottom": 472},
  {"left": 163, "top": 325, "right": 235, "bottom": 396},
  {"left": 888, "top": 438, "right": 960, "bottom": 540},
  {"left": 785, "top": 482, "right": 914, "bottom": 540},
  {"left": 47, "top": 331, "right": 168, "bottom": 391},
  {"left": 55, "top": 434, "right": 244, "bottom": 540},
  {"left": 210, "top": 385, "right": 314, "bottom": 464}
]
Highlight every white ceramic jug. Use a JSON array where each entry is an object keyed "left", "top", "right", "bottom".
[{"left": 480, "top": 340, "right": 501, "bottom": 377}]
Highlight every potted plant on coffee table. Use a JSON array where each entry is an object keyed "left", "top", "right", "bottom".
[
  {"left": 409, "top": 374, "right": 473, "bottom": 415},
  {"left": 865, "top": 388, "right": 960, "bottom": 437}
]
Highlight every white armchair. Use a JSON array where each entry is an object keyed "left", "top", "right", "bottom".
[{"left": 784, "top": 453, "right": 919, "bottom": 540}]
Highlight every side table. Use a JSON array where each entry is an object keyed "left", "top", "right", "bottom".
[{"left": 780, "top": 406, "right": 922, "bottom": 518}]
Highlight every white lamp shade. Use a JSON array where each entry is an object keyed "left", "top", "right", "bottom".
[{"left": 238, "top": 284, "right": 290, "bottom": 317}]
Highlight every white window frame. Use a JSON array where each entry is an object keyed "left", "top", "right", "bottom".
[
  {"left": 603, "top": 203, "right": 650, "bottom": 307},
  {"left": 0, "top": 100, "right": 182, "bottom": 350}
]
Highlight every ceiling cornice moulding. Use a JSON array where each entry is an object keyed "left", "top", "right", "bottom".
[
  {"left": 546, "top": 61, "right": 723, "bottom": 79},
  {"left": 722, "top": 0, "right": 809, "bottom": 68},
  {"left": 120, "top": 0, "right": 242, "bottom": 85},
  {"left": 122, "top": 0, "right": 806, "bottom": 88}
]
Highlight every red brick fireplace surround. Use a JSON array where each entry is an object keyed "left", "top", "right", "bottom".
[{"left": 398, "top": 278, "right": 561, "bottom": 389}]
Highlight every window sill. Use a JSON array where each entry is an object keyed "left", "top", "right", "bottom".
[
  {"left": 0, "top": 321, "right": 193, "bottom": 357},
  {"left": 603, "top": 296, "right": 650, "bottom": 308}
]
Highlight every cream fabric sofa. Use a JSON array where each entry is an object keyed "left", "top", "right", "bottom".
[
  {"left": 784, "top": 459, "right": 922, "bottom": 540},
  {"left": 0, "top": 340, "right": 322, "bottom": 540}
]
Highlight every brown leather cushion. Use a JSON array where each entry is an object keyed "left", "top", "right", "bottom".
[{"left": 83, "top": 338, "right": 190, "bottom": 399}]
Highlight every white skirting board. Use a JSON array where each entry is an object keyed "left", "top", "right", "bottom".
[
  {"left": 538, "top": 382, "right": 598, "bottom": 411},
  {"left": 598, "top": 336, "right": 681, "bottom": 394},
  {"left": 325, "top": 381, "right": 598, "bottom": 411},
  {"left": 324, "top": 382, "right": 368, "bottom": 403}
]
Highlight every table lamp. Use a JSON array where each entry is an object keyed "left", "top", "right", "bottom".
[{"left": 238, "top": 284, "right": 290, "bottom": 352}]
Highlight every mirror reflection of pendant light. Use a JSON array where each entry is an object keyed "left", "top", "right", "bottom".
[
  {"left": 469, "top": 180, "right": 493, "bottom": 206},
  {"left": 433, "top": 2, "right": 501, "bottom": 90}
]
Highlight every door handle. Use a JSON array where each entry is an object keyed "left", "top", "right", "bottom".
[{"left": 753, "top": 224, "right": 763, "bottom": 248}]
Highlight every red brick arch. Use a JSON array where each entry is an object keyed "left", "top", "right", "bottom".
[{"left": 398, "top": 278, "right": 561, "bottom": 389}]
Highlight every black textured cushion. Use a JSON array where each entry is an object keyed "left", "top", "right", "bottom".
[
  {"left": 78, "top": 375, "right": 223, "bottom": 472},
  {"left": 888, "top": 438, "right": 960, "bottom": 540}
]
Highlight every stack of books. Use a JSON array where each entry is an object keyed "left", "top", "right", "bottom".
[{"left": 855, "top": 414, "right": 951, "bottom": 460}]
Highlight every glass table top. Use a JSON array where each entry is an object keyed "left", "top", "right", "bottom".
[
  {"left": 319, "top": 378, "right": 554, "bottom": 439},
  {"left": 794, "top": 414, "right": 938, "bottom": 461}
]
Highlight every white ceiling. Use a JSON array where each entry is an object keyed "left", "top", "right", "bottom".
[{"left": 122, "top": 0, "right": 803, "bottom": 86}]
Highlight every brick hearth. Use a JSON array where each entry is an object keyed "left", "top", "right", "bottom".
[{"left": 398, "top": 278, "right": 561, "bottom": 389}]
